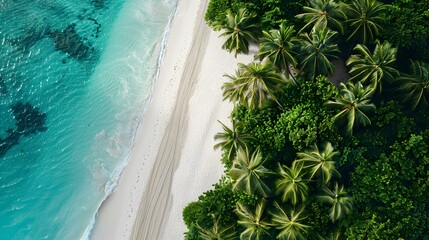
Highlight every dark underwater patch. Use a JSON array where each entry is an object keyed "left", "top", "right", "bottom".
[{"left": 0, "top": 102, "right": 47, "bottom": 158}]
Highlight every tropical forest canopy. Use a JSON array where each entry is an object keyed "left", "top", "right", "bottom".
[{"left": 183, "top": 0, "right": 429, "bottom": 239}]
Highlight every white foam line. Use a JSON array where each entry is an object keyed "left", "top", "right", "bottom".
[{"left": 80, "top": 2, "right": 179, "bottom": 240}]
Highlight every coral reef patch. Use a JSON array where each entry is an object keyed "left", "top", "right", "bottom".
[{"left": 0, "top": 102, "right": 47, "bottom": 158}]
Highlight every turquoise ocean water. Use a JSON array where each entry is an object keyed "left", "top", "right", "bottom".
[{"left": 0, "top": 0, "right": 177, "bottom": 239}]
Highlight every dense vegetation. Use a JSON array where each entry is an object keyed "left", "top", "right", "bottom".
[{"left": 184, "top": 0, "right": 429, "bottom": 239}]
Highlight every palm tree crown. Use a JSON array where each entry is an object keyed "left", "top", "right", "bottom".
[
  {"left": 297, "top": 26, "right": 340, "bottom": 80},
  {"left": 296, "top": 0, "right": 347, "bottom": 34},
  {"left": 275, "top": 162, "right": 309, "bottom": 205},
  {"left": 255, "top": 23, "right": 298, "bottom": 82},
  {"left": 229, "top": 147, "right": 273, "bottom": 197},
  {"left": 270, "top": 202, "right": 310, "bottom": 240},
  {"left": 236, "top": 201, "right": 271, "bottom": 240},
  {"left": 397, "top": 61, "right": 429, "bottom": 110},
  {"left": 223, "top": 62, "right": 285, "bottom": 109},
  {"left": 214, "top": 119, "right": 253, "bottom": 162},
  {"left": 346, "top": 0, "right": 386, "bottom": 44},
  {"left": 326, "top": 81, "right": 376, "bottom": 135},
  {"left": 214, "top": 8, "right": 260, "bottom": 57},
  {"left": 318, "top": 183, "right": 353, "bottom": 222},
  {"left": 296, "top": 142, "right": 339, "bottom": 184},
  {"left": 347, "top": 41, "right": 399, "bottom": 92},
  {"left": 196, "top": 215, "right": 237, "bottom": 240}
]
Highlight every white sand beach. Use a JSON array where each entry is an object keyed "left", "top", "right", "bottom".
[{"left": 90, "top": 0, "right": 252, "bottom": 239}]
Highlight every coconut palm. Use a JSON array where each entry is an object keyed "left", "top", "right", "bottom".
[
  {"left": 346, "top": 0, "right": 386, "bottom": 44},
  {"left": 326, "top": 81, "right": 376, "bottom": 135},
  {"left": 255, "top": 23, "right": 298, "bottom": 82},
  {"left": 318, "top": 183, "right": 353, "bottom": 222},
  {"left": 297, "top": 26, "right": 340, "bottom": 80},
  {"left": 214, "top": 119, "right": 253, "bottom": 162},
  {"left": 222, "top": 62, "right": 285, "bottom": 109},
  {"left": 295, "top": 142, "right": 339, "bottom": 184},
  {"left": 317, "top": 231, "right": 342, "bottom": 240},
  {"left": 214, "top": 8, "right": 260, "bottom": 57},
  {"left": 270, "top": 202, "right": 310, "bottom": 240},
  {"left": 275, "top": 162, "right": 309, "bottom": 205},
  {"left": 347, "top": 41, "right": 398, "bottom": 92},
  {"left": 229, "top": 147, "right": 273, "bottom": 197},
  {"left": 296, "top": 0, "right": 347, "bottom": 34},
  {"left": 236, "top": 201, "right": 271, "bottom": 240},
  {"left": 196, "top": 215, "right": 237, "bottom": 240},
  {"left": 397, "top": 61, "right": 429, "bottom": 110}
]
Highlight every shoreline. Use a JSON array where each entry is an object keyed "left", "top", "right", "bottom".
[
  {"left": 91, "top": 0, "right": 253, "bottom": 238},
  {"left": 90, "top": 0, "right": 205, "bottom": 238}
]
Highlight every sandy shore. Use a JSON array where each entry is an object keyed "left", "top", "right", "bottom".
[{"left": 90, "top": 0, "right": 252, "bottom": 239}]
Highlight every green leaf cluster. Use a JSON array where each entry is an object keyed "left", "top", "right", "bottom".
[
  {"left": 382, "top": 0, "right": 429, "bottom": 62},
  {"left": 187, "top": 0, "right": 429, "bottom": 238},
  {"left": 205, "top": 0, "right": 305, "bottom": 30},
  {"left": 346, "top": 131, "right": 429, "bottom": 239},
  {"left": 183, "top": 179, "right": 257, "bottom": 240}
]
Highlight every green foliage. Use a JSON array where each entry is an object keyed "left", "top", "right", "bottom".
[
  {"left": 188, "top": 2, "right": 429, "bottom": 239},
  {"left": 297, "top": 26, "right": 340, "bottom": 80},
  {"left": 231, "top": 105, "right": 282, "bottom": 156},
  {"left": 275, "top": 162, "right": 309, "bottom": 205},
  {"left": 231, "top": 76, "right": 341, "bottom": 157},
  {"left": 274, "top": 105, "right": 323, "bottom": 150},
  {"left": 326, "top": 81, "right": 376, "bottom": 135},
  {"left": 214, "top": 119, "right": 254, "bottom": 167},
  {"left": 183, "top": 201, "right": 204, "bottom": 229},
  {"left": 183, "top": 180, "right": 241, "bottom": 239},
  {"left": 318, "top": 183, "right": 353, "bottom": 222},
  {"left": 229, "top": 147, "right": 274, "bottom": 197},
  {"left": 275, "top": 76, "right": 341, "bottom": 150},
  {"left": 296, "top": 0, "right": 347, "bottom": 34},
  {"left": 396, "top": 61, "right": 429, "bottom": 110},
  {"left": 304, "top": 202, "right": 331, "bottom": 239},
  {"left": 214, "top": 8, "right": 260, "bottom": 57},
  {"left": 345, "top": 0, "right": 386, "bottom": 44},
  {"left": 196, "top": 215, "right": 238, "bottom": 239},
  {"left": 344, "top": 127, "right": 429, "bottom": 239},
  {"left": 382, "top": 0, "right": 429, "bottom": 62},
  {"left": 256, "top": 23, "right": 298, "bottom": 81},
  {"left": 236, "top": 201, "right": 272, "bottom": 240},
  {"left": 223, "top": 62, "right": 286, "bottom": 109},
  {"left": 205, "top": 0, "right": 230, "bottom": 27},
  {"left": 353, "top": 100, "right": 417, "bottom": 158},
  {"left": 347, "top": 41, "right": 398, "bottom": 92},
  {"left": 270, "top": 202, "right": 310, "bottom": 240},
  {"left": 296, "top": 142, "right": 340, "bottom": 184},
  {"left": 205, "top": 0, "right": 306, "bottom": 30},
  {"left": 184, "top": 223, "right": 204, "bottom": 240}
]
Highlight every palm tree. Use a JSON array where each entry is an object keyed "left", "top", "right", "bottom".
[
  {"left": 214, "top": 119, "right": 253, "bottom": 162},
  {"left": 397, "top": 61, "right": 429, "bottom": 110},
  {"left": 347, "top": 41, "right": 398, "bottom": 92},
  {"left": 326, "top": 81, "right": 376, "bottom": 135},
  {"left": 318, "top": 183, "right": 353, "bottom": 222},
  {"left": 295, "top": 142, "right": 339, "bottom": 184},
  {"left": 214, "top": 8, "right": 260, "bottom": 57},
  {"left": 275, "top": 162, "right": 309, "bottom": 205},
  {"left": 229, "top": 147, "right": 273, "bottom": 197},
  {"left": 196, "top": 215, "right": 237, "bottom": 240},
  {"left": 236, "top": 201, "right": 271, "bottom": 240},
  {"left": 255, "top": 23, "right": 298, "bottom": 82},
  {"left": 345, "top": 0, "right": 386, "bottom": 44},
  {"left": 296, "top": 0, "right": 347, "bottom": 34},
  {"left": 222, "top": 62, "right": 285, "bottom": 109},
  {"left": 297, "top": 26, "right": 340, "bottom": 80},
  {"left": 270, "top": 202, "right": 310, "bottom": 240}
]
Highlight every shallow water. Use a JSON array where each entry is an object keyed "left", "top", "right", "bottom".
[{"left": 0, "top": 0, "right": 176, "bottom": 238}]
